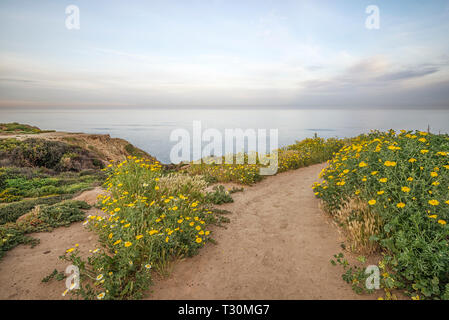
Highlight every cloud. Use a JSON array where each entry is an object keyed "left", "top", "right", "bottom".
[
  {"left": 0, "top": 48, "right": 448, "bottom": 109},
  {"left": 305, "top": 65, "right": 324, "bottom": 71},
  {"left": 301, "top": 56, "right": 444, "bottom": 93},
  {"left": 0, "top": 78, "right": 36, "bottom": 83},
  {"left": 346, "top": 56, "right": 389, "bottom": 76},
  {"left": 376, "top": 67, "right": 438, "bottom": 81}
]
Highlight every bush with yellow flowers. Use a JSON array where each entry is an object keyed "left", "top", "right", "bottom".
[
  {"left": 61, "top": 157, "right": 218, "bottom": 300},
  {"left": 313, "top": 130, "right": 449, "bottom": 299},
  {"left": 185, "top": 152, "right": 263, "bottom": 185},
  {"left": 278, "top": 137, "right": 344, "bottom": 173},
  {"left": 187, "top": 137, "right": 344, "bottom": 184}
]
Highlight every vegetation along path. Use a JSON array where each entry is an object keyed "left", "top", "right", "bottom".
[
  {"left": 150, "top": 163, "right": 371, "bottom": 300},
  {"left": 0, "top": 163, "right": 372, "bottom": 299}
]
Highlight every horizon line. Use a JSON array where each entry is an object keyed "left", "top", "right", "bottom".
[{"left": 1, "top": 105, "right": 449, "bottom": 111}]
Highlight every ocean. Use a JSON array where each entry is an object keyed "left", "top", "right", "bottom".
[{"left": 1, "top": 108, "right": 449, "bottom": 164}]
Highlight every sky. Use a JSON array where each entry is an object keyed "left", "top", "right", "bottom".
[{"left": 0, "top": 0, "right": 449, "bottom": 109}]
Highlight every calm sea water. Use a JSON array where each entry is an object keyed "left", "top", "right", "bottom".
[{"left": 1, "top": 108, "right": 449, "bottom": 163}]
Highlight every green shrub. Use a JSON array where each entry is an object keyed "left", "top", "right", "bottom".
[
  {"left": 92, "top": 158, "right": 104, "bottom": 169},
  {"left": 124, "top": 143, "right": 150, "bottom": 159},
  {"left": 205, "top": 185, "right": 234, "bottom": 205},
  {"left": 0, "top": 138, "right": 102, "bottom": 171},
  {"left": 229, "top": 187, "right": 244, "bottom": 194},
  {"left": 33, "top": 200, "right": 90, "bottom": 230},
  {"left": 61, "top": 157, "right": 223, "bottom": 300},
  {"left": 314, "top": 130, "right": 449, "bottom": 299}
]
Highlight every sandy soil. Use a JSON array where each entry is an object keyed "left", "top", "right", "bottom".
[
  {"left": 148, "top": 163, "right": 374, "bottom": 300},
  {"left": 0, "top": 188, "right": 104, "bottom": 300},
  {"left": 0, "top": 164, "right": 376, "bottom": 300}
]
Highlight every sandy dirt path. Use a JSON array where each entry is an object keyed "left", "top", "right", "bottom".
[{"left": 149, "top": 163, "right": 372, "bottom": 300}]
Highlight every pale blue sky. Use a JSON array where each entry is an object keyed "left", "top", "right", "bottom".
[{"left": 1, "top": 0, "right": 449, "bottom": 108}]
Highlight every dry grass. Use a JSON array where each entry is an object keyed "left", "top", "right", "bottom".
[
  {"left": 323, "top": 198, "right": 381, "bottom": 255},
  {"left": 157, "top": 172, "right": 208, "bottom": 196}
]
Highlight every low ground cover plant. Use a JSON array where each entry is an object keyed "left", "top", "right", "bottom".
[
  {"left": 0, "top": 194, "right": 73, "bottom": 224},
  {"left": 313, "top": 130, "right": 449, "bottom": 299},
  {"left": 0, "top": 122, "right": 54, "bottom": 134},
  {"left": 0, "top": 167, "right": 102, "bottom": 203},
  {"left": 0, "top": 200, "right": 90, "bottom": 259},
  {"left": 0, "top": 167, "right": 103, "bottom": 226}
]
